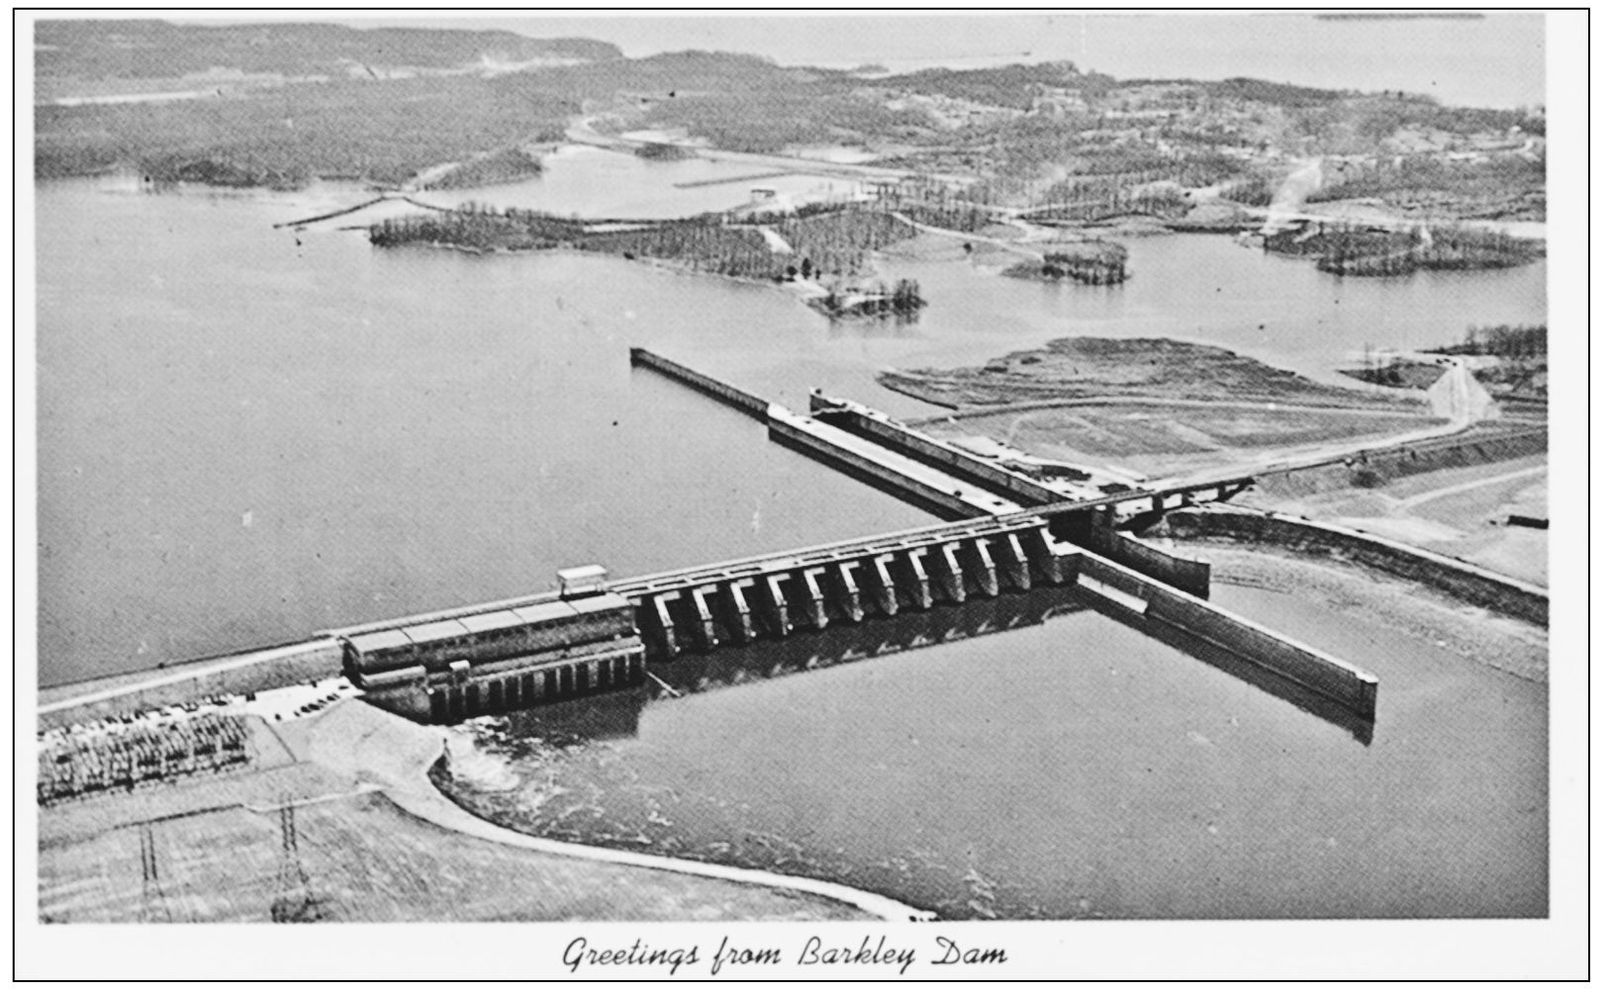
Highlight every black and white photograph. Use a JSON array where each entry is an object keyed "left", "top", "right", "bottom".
[{"left": 15, "top": 8, "right": 1587, "bottom": 981}]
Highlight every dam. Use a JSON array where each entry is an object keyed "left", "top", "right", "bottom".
[{"left": 39, "top": 345, "right": 1390, "bottom": 765}]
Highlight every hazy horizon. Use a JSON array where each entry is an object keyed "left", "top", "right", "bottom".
[{"left": 158, "top": 12, "right": 1546, "bottom": 110}]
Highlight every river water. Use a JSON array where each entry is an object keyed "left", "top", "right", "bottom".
[
  {"left": 442, "top": 554, "right": 1547, "bottom": 919},
  {"left": 34, "top": 150, "right": 1546, "bottom": 918},
  {"left": 35, "top": 168, "right": 1544, "bottom": 682}
]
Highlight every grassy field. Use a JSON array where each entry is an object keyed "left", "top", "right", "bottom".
[
  {"left": 41, "top": 789, "right": 862, "bottom": 922},
  {"left": 921, "top": 404, "right": 1444, "bottom": 478}
]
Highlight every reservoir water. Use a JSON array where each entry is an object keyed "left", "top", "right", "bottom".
[
  {"left": 34, "top": 153, "right": 1546, "bottom": 918},
  {"left": 36, "top": 164, "right": 1544, "bottom": 684}
]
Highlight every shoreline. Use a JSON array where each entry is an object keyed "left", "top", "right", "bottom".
[
  {"left": 410, "top": 759, "right": 933, "bottom": 922},
  {"left": 346, "top": 702, "right": 934, "bottom": 922},
  {"left": 378, "top": 236, "right": 924, "bottom": 320}
]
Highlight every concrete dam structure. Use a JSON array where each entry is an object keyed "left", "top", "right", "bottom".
[
  {"left": 616, "top": 515, "right": 1070, "bottom": 659},
  {"left": 628, "top": 348, "right": 1378, "bottom": 721},
  {"left": 39, "top": 347, "right": 1388, "bottom": 739},
  {"left": 337, "top": 586, "right": 649, "bottom": 724}
]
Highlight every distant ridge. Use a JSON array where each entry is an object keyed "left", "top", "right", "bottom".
[{"left": 34, "top": 20, "right": 623, "bottom": 80}]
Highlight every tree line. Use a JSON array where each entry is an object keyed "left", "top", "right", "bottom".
[{"left": 1436, "top": 323, "right": 1547, "bottom": 359}]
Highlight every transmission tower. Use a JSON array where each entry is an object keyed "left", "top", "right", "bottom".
[
  {"left": 138, "top": 823, "right": 172, "bottom": 923},
  {"left": 270, "top": 799, "right": 326, "bottom": 923}
]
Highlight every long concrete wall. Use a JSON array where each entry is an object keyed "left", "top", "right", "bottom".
[
  {"left": 1162, "top": 506, "right": 1549, "bottom": 627},
  {"left": 1066, "top": 549, "right": 1379, "bottom": 719},
  {"left": 630, "top": 347, "right": 772, "bottom": 420},
  {"left": 1086, "top": 527, "right": 1213, "bottom": 598},
  {"left": 37, "top": 640, "right": 344, "bottom": 731},
  {"left": 808, "top": 395, "right": 1233, "bottom": 601},
  {"left": 810, "top": 394, "right": 1071, "bottom": 506},
  {"left": 768, "top": 407, "right": 1016, "bottom": 519}
]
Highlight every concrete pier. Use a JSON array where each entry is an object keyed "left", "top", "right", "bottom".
[
  {"left": 832, "top": 562, "right": 865, "bottom": 623},
  {"left": 629, "top": 347, "right": 771, "bottom": 420},
  {"left": 1060, "top": 548, "right": 1379, "bottom": 719},
  {"left": 798, "top": 568, "right": 830, "bottom": 630},
  {"left": 869, "top": 554, "right": 901, "bottom": 616},
  {"left": 759, "top": 574, "right": 792, "bottom": 637},
  {"left": 647, "top": 594, "right": 681, "bottom": 658},
  {"left": 998, "top": 533, "right": 1032, "bottom": 591},
  {"left": 933, "top": 543, "right": 968, "bottom": 604},
  {"left": 689, "top": 586, "right": 721, "bottom": 651},
  {"left": 897, "top": 548, "right": 934, "bottom": 610},
  {"left": 1020, "top": 526, "right": 1065, "bottom": 585},
  {"left": 723, "top": 579, "right": 757, "bottom": 643},
  {"left": 965, "top": 538, "right": 1000, "bottom": 597}
]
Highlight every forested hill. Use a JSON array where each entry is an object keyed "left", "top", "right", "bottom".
[
  {"left": 34, "top": 19, "right": 622, "bottom": 81},
  {"left": 33, "top": 19, "right": 1543, "bottom": 222},
  {"left": 875, "top": 62, "right": 1117, "bottom": 108}
]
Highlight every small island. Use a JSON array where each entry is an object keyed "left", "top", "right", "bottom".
[
  {"left": 809, "top": 279, "right": 926, "bottom": 319},
  {"left": 1003, "top": 242, "right": 1129, "bottom": 284},
  {"left": 1264, "top": 220, "right": 1542, "bottom": 276}
]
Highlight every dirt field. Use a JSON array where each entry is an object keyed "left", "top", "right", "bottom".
[{"left": 1244, "top": 453, "right": 1548, "bottom": 586}]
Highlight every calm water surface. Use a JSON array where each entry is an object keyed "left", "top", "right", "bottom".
[{"left": 35, "top": 157, "right": 1543, "bottom": 688}]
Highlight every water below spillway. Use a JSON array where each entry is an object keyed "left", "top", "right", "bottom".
[{"left": 439, "top": 550, "right": 1546, "bottom": 920}]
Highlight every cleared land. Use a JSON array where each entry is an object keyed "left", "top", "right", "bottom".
[
  {"left": 892, "top": 337, "right": 1441, "bottom": 478},
  {"left": 1245, "top": 453, "right": 1548, "bottom": 586},
  {"left": 37, "top": 701, "right": 868, "bottom": 923},
  {"left": 919, "top": 403, "right": 1444, "bottom": 479},
  {"left": 41, "top": 791, "right": 861, "bottom": 923}
]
